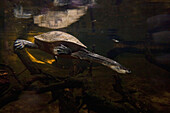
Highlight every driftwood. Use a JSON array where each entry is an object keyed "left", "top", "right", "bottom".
[
  {"left": 13, "top": 48, "right": 81, "bottom": 113},
  {"left": 0, "top": 64, "right": 22, "bottom": 108},
  {"left": 112, "top": 74, "right": 153, "bottom": 113},
  {"left": 37, "top": 75, "right": 140, "bottom": 113},
  {"left": 0, "top": 48, "right": 56, "bottom": 108},
  {"left": 14, "top": 49, "right": 41, "bottom": 74},
  {"left": 14, "top": 49, "right": 59, "bottom": 82},
  {"left": 0, "top": 87, "right": 21, "bottom": 108},
  {"left": 0, "top": 64, "right": 22, "bottom": 86},
  {"left": 58, "top": 90, "right": 79, "bottom": 113},
  {"left": 83, "top": 92, "right": 133, "bottom": 113},
  {"left": 12, "top": 49, "right": 152, "bottom": 113}
]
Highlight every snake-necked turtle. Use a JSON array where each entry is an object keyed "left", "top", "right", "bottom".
[{"left": 14, "top": 31, "right": 130, "bottom": 74}]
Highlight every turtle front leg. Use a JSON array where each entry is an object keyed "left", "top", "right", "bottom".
[
  {"left": 53, "top": 44, "right": 72, "bottom": 55},
  {"left": 14, "top": 39, "right": 38, "bottom": 50}
]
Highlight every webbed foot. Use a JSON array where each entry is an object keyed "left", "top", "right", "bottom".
[
  {"left": 14, "top": 39, "right": 38, "bottom": 50},
  {"left": 14, "top": 39, "right": 26, "bottom": 50},
  {"left": 54, "top": 44, "right": 72, "bottom": 55}
]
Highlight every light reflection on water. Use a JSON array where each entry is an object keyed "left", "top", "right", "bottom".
[
  {"left": 33, "top": 6, "right": 87, "bottom": 29},
  {"left": 0, "top": 0, "right": 170, "bottom": 112}
]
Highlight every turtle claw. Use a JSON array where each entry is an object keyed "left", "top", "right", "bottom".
[
  {"left": 54, "top": 44, "right": 72, "bottom": 55},
  {"left": 14, "top": 43, "right": 21, "bottom": 46},
  {"left": 14, "top": 40, "right": 25, "bottom": 50}
]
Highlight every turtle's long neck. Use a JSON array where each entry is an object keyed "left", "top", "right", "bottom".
[{"left": 71, "top": 49, "right": 130, "bottom": 74}]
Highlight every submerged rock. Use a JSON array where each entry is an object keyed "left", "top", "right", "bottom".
[
  {"left": 152, "top": 31, "right": 170, "bottom": 44},
  {"left": 147, "top": 14, "right": 170, "bottom": 32}
]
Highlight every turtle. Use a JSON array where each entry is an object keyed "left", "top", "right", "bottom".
[{"left": 14, "top": 31, "right": 131, "bottom": 74}]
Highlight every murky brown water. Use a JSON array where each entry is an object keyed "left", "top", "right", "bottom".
[{"left": 0, "top": 0, "right": 170, "bottom": 113}]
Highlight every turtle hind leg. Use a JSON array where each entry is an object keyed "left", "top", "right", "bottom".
[
  {"left": 53, "top": 44, "right": 72, "bottom": 55},
  {"left": 14, "top": 39, "right": 38, "bottom": 50}
]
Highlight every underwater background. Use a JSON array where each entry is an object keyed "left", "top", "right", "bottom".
[{"left": 0, "top": 0, "right": 170, "bottom": 113}]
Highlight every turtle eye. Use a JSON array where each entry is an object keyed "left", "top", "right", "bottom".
[{"left": 116, "top": 66, "right": 120, "bottom": 70}]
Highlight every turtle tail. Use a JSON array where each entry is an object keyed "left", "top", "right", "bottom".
[{"left": 71, "top": 49, "right": 131, "bottom": 74}]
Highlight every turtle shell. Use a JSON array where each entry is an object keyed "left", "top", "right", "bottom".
[{"left": 34, "top": 31, "right": 87, "bottom": 48}]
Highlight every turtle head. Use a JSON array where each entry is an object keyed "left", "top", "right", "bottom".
[{"left": 110, "top": 65, "right": 131, "bottom": 74}]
